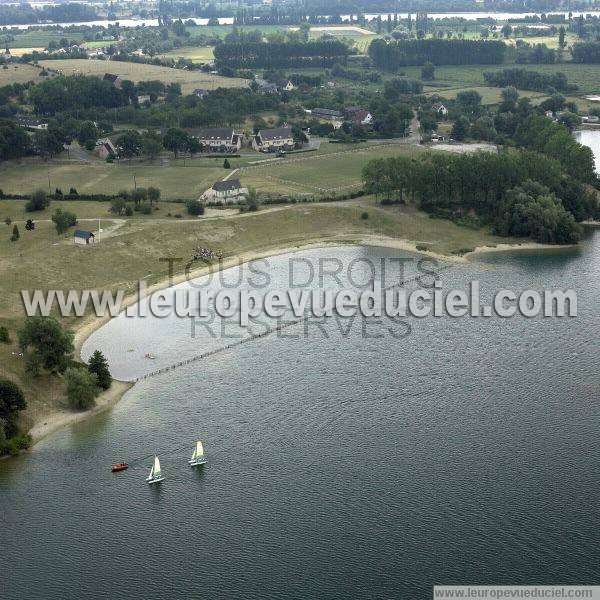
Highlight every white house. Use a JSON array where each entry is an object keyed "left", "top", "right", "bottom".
[
  {"left": 344, "top": 107, "right": 374, "bottom": 126},
  {"left": 432, "top": 102, "right": 448, "bottom": 116},
  {"left": 279, "top": 79, "right": 295, "bottom": 91},
  {"left": 188, "top": 128, "right": 243, "bottom": 153},
  {"left": 252, "top": 126, "right": 295, "bottom": 152},
  {"left": 201, "top": 179, "right": 248, "bottom": 203}
]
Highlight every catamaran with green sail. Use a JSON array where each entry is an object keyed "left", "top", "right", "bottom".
[
  {"left": 189, "top": 441, "right": 207, "bottom": 467},
  {"left": 146, "top": 456, "right": 164, "bottom": 484}
]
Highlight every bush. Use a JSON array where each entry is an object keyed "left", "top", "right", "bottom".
[
  {"left": 185, "top": 199, "right": 205, "bottom": 216},
  {"left": 4, "top": 217, "right": 11, "bottom": 226},
  {"left": 125, "top": 205, "right": 134, "bottom": 216},
  {"left": 139, "top": 204, "right": 152, "bottom": 215},
  {"left": 361, "top": 211, "right": 369, "bottom": 219},
  {"left": 25, "top": 189, "right": 50, "bottom": 212},
  {"left": 0, "top": 326, "right": 11, "bottom": 343},
  {"left": 10, "top": 224, "right": 19, "bottom": 241}
]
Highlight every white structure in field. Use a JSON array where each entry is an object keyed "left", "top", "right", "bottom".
[{"left": 201, "top": 179, "right": 248, "bottom": 203}]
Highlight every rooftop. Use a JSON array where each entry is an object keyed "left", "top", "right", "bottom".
[
  {"left": 212, "top": 179, "right": 242, "bottom": 192},
  {"left": 259, "top": 127, "right": 293, "bottom": 141}
]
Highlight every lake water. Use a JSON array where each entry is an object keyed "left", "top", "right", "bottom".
[
  {"left": 576, "top": 129, "right": 600, "bottom": 173},
  {"left": 6, "top": 10, "right": 600, "bottom": 30},
  {"left": 1, "top": 234, "right": 599, "bottom": 599}
]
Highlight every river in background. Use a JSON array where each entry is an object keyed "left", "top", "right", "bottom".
[
  {"left": 1, "top": 234, "right": 599, "bottom": 599},
  {"left": 4, "top": 10, "right": 600, "bottom": 30}
]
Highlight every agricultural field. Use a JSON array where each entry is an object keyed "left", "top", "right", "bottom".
[
  {"left": 184, "top": 24, "right": 288, "bottom": 38},
  {"left": 37, "top": 58, "right": 249, "bottom": 93},
  {"left": 2, "top": 29, "right": 85, "bottom": 48},
  {"left": 402, "top": 62, "right": 600, "bottom": 98},
  {"left": 0, "top": 62, "right": 53, "bottom": 84},
  {"left": 160, "top": 45, "right": 215, "bottom": 63},
  {"left": 424, "top": 84, "right": 547, "bottom": 105}
]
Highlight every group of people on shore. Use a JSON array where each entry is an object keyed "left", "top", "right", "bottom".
[{"left": 192, "top": 247, "right": 223, "bottom": 261}]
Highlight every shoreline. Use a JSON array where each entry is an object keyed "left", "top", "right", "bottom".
[{"left": 31, "top": 234, "right": 573, "bottom": 449}]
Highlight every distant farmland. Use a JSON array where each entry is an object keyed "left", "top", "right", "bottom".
[{"left": 37, "top": 59, "right": 249, "bottom": 93}]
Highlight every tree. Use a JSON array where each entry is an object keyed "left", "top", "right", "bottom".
[
  {"left": 501, "top": 24, "right": 513, "bottom": 39},
  {"left": 25, "top": 189, "right": 50, "bottom": 212},
  {"left": 52, "top": 208, "right": 77, "bottom": 234},
  {"left": 4, "top": 217, "right": 11, "bottom": 226},
  {"left": 147, "top": 186, "right": 161, "bottom": 206},
  {"left": 64, "top": 367, "right": 99, "bottom": 410},
  {"left": 77, "top": 120, "right": 98, "bottom": 147},
  {"left": 141, "top": 131, "right": 162, "bottom": 161},
  {"left": 110, "top": 197, "right": 127, "bottom": 215},
  {"left": 0, "top": 379, "right": 26, "bottom": 439},
  {"left": 119, "top": 130, "right": 142, "bottom": 160},
  {"left": 558, "top": 26, "right": 566, "bottom": 50},
  {"left": 162, "top": 127, "right": 189, "bottom": 158},
  {"left": 451, "top": 116, "right": 470, "bottom": 140},
  {"left": 25, "top": 219, "right": 35, "bottom": 231},
  {"left": 223, "top": 158, "right": 231, "bottom": 169},
  {"left": 186, "top": 199, "right": 205, "bottom": 216},
  {"left": 18, "top": 316, "right": 74, "bottom": 374},
  {"left": 421, "top": 62, "right": 435, "bottom": 80},
  {"left": 34, "top": 129, "right": 65, "bottom": 158},
  {"left": 88, "top": 350, "right": 112, "bottom": 390},
  {"left": 10, "top": 224, "right": 19, "bottom": 241},
  {"left": 131, "top": 187, "right": 148, "bottom": 206}
]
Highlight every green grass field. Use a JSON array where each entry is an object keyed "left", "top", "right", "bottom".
[
  {"left": 2, "top": 29, "right": 85, "bottom": 49},
  {"left": 403, "top": 63, "right": 600, "bottom": 96},
  {"left": 238, "top": 143, "right": 424, "bottom": 196},
  {"left": 160, "top": 46, "right": 215, "bottom": 63},
  {"left": 0, "top": 159, "right": 227, "bottom": 200},
  {"left": 37, "top": 59, "right": 249, "bottom": 93},
  {"left": 0, "top": 142, "right": 424, "bottom": 200}
]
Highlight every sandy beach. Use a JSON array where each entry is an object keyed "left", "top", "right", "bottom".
[{"left": 31, "top": 234, "right": 566, "bottom": 449}]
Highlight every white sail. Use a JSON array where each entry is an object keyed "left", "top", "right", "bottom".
[
  {"left": 195, "top": 441, "right": 204, "bottom": 458},
  {"left": 153, "top": 456, "right": 161, "bottom": 477}
]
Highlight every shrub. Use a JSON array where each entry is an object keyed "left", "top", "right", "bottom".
[
  {"left": 25, "top": 189, "right": 50, "bottom": 212},
  {"left": 0, "top": 326, "right": 11, "bottom": 343},
  {"left": 4, "top": 217, "right": 11, "bottom": 226},
  {"left": 10, "top": 224, "right": 19, "bottom": 241},
  {"left": 185, "top": 199, "right": 205, "bottom": 216},
  {"left": 361, "top": 211, "right": 369, "bottom": 219}
]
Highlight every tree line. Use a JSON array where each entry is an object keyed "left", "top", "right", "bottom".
[
  {"left": 571, "top": 42, "right": 600, "bottom": 63},
  {"left": 362, "top": 150, "right": 598, "bottom": 244},
  {"left": 213, "top": 40, "right": 350, "bottom": 69},
  {"left": 483, "top": 69, "right": 577, "bottom": 93},
  {"left": 29, "top": 75, "right": 129, "bottom": 116},
  {"left": 368, "top": 38, "right": 506, "bottom": 69}
]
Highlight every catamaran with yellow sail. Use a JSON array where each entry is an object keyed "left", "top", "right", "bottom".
[
  {"left": 188, "top": 441, "right": 207, "bottom": 467},
  {"left": 146, "top": 455, "right": 164, "bottom": 484}
]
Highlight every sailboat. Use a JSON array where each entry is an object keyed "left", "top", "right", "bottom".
[
  {"left": 188, "top": 441, "right": 207, "bottom": 467},
  {"left": 146, "top": 455, "right": 164, "bottom": 484}
]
